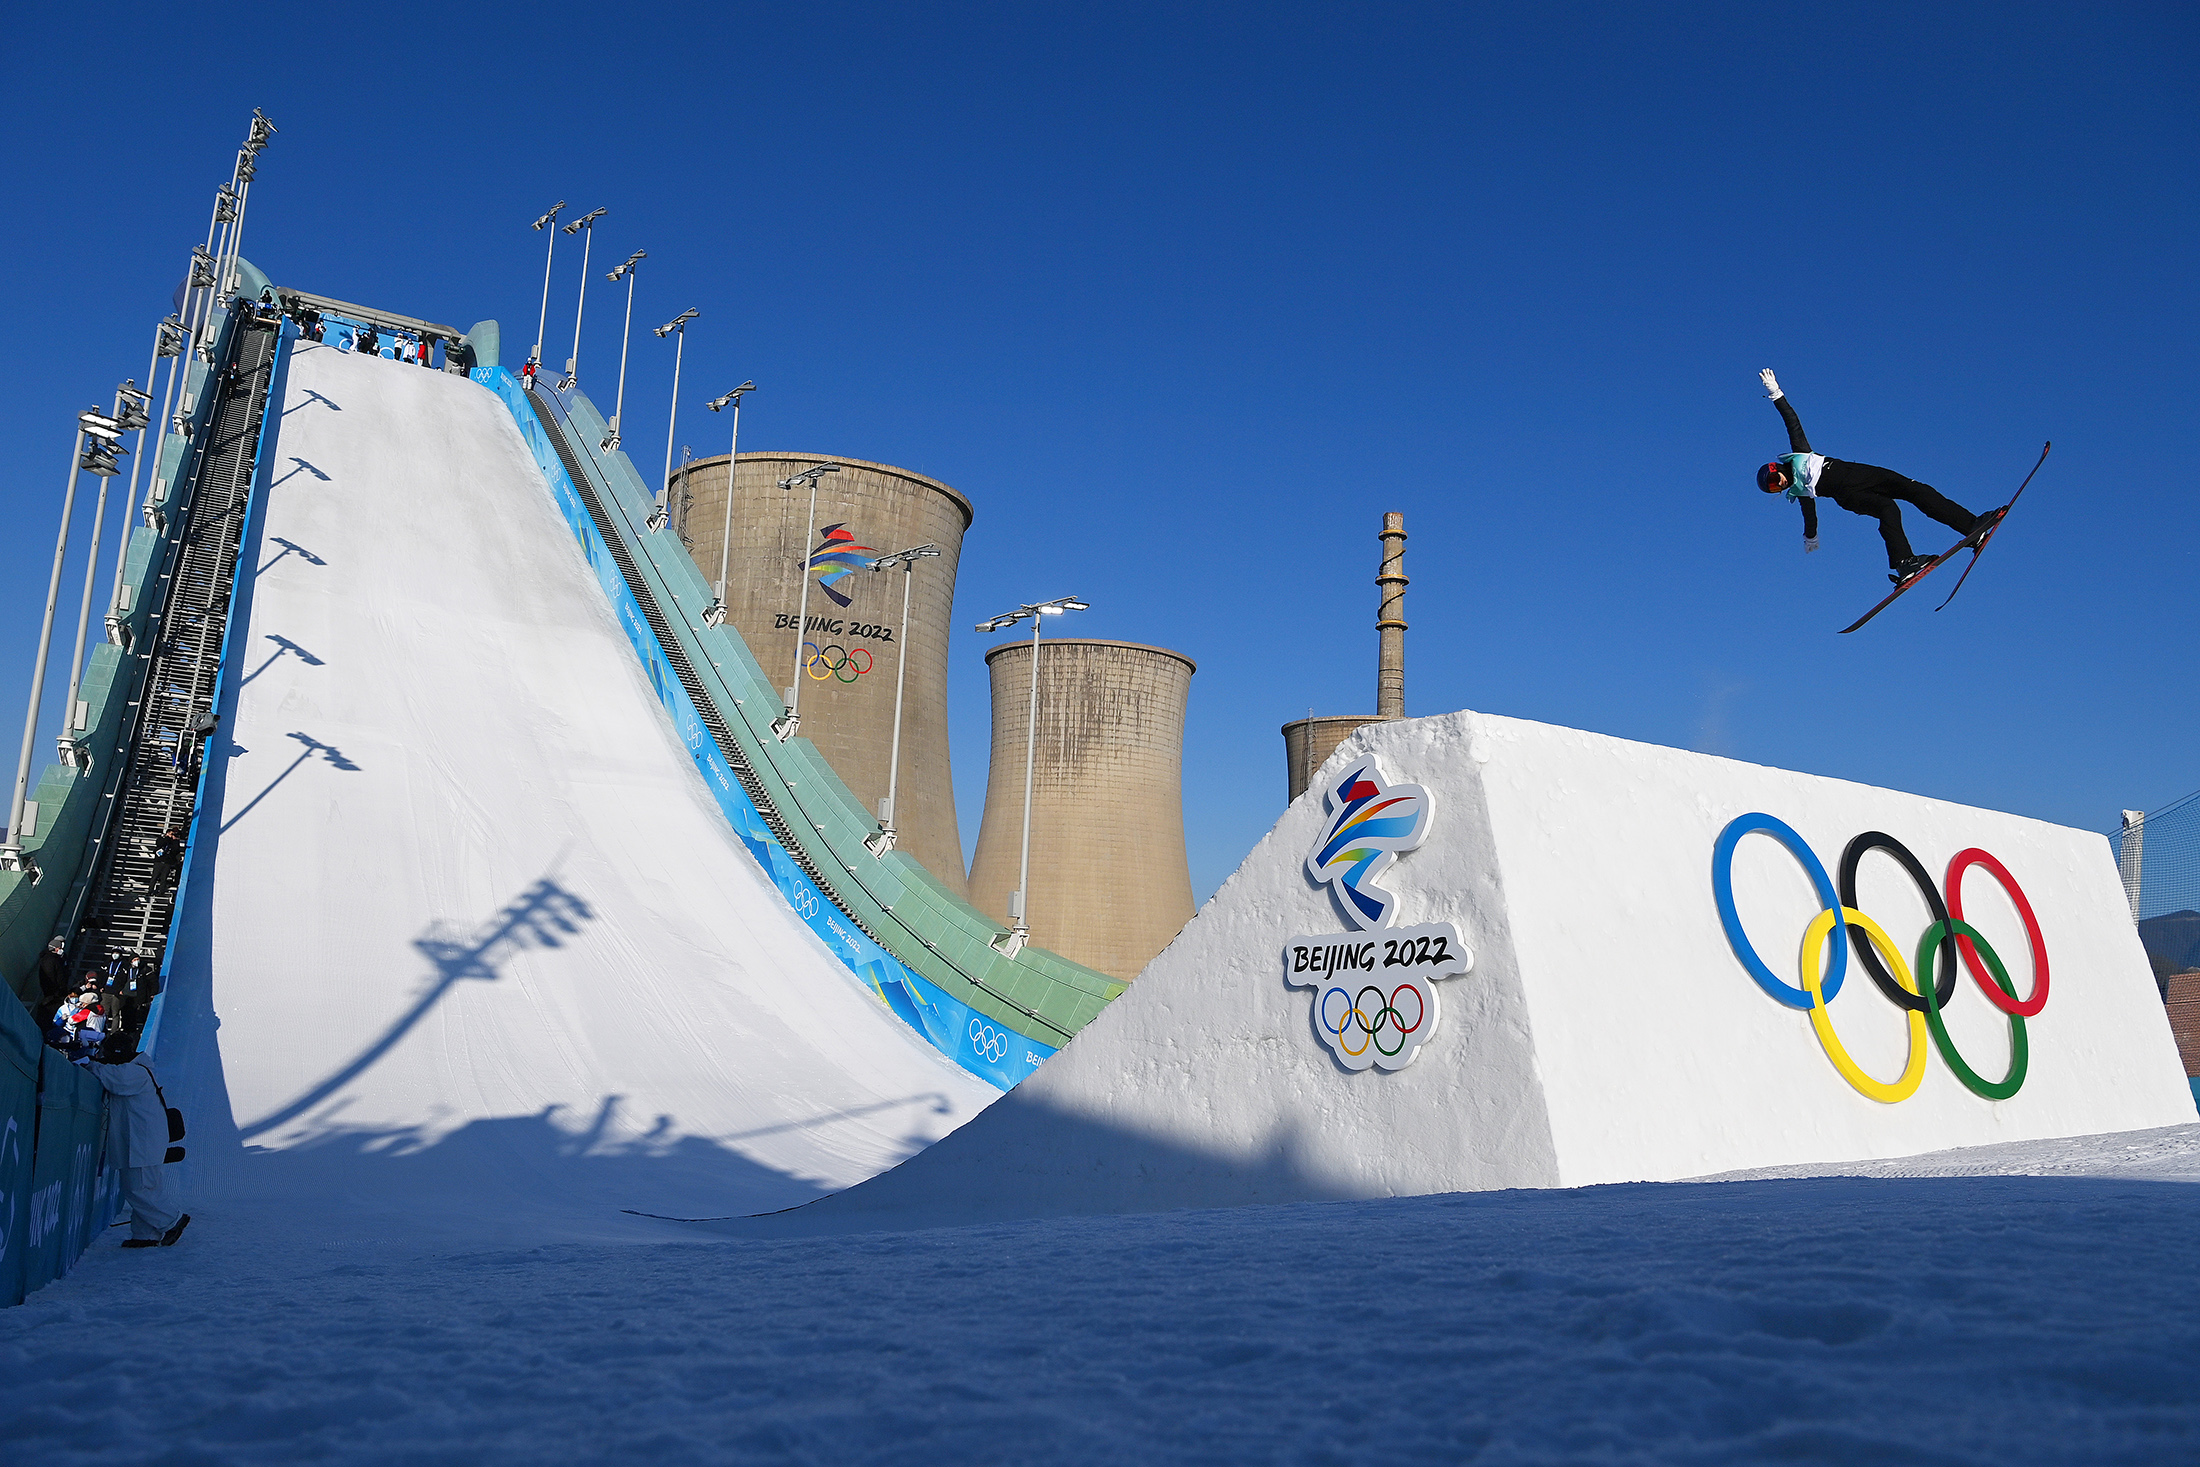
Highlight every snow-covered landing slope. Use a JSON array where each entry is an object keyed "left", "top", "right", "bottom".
[{"left": 158, "top": 340, "right": 996, "bottom": 1241}]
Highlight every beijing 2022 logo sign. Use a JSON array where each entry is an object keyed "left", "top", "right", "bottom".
[
  {"left": 1713, "top": 813, "right": 2050, "bottom": 1103},
  {"left": 1281, "top": 757, "right": 1472, "bottom": 1071}
]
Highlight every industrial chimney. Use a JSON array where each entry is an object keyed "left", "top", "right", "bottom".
[
  {"left": 969, "top": 639, "right": 1197, "bottom": 981},
  {"left": 1280, "top": 511, "right": 1407, "bottom": 802}
]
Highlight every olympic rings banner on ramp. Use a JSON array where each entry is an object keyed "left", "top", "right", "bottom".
[{"left": 815, "top": 709, "right": 2196, "bottom": 1222}]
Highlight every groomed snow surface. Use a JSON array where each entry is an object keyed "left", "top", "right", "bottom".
[
  {"left": 3, "top": 1126, "right": 2197, "bottom": 1463},
  {"left": 6, "top": 341, "right": 2196, "bottom": 1461}
]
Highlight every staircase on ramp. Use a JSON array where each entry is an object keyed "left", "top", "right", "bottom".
[{"left": 56, "top": 318, "right": 283, "bottom": 1045}]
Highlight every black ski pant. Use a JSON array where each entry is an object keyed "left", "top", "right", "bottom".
[{"left": 1825, "top": 480, "right": 1978, "bottom": 567}]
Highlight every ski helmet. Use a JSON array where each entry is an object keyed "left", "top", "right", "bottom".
[{"left": 1756, "top": 460, "right": 1787, "bottom": 493}]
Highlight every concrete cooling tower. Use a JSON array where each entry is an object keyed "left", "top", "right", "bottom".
[
  {"left": 676, "top": 451, "right": 971, "bottom": 895},
  {"left": 968, "top": 639, "right": 1196, "bottom": 981}
]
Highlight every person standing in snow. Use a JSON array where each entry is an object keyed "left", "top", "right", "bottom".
[
  {"left": 1755, "top": 369, "right": 2004, "bottom": 584},
  {"left": 82, "top": 1042, "right": 190, "bottom": 1248}
]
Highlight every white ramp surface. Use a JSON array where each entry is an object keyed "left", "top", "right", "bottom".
[
  {"left": 774, "top": 709, "right": 2191, "bottom": 1229},
  {"left": 164, "top": 340, "right": 994, "bottom": 1238}
]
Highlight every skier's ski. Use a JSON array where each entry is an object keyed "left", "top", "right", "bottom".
[
  {"left": 1932, "top": 440, "right": 2050, "bottom": 613},
  {"left": 1837, "top": 441, "right": 2049, "bottom": 634},
  {"left": 1836, "top": 546, "right": 1966, "bottom": 634}
]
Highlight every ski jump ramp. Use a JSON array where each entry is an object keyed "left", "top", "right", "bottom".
[
  {"left": 148, "top": 334, "right": 2187, "bottom": 1239},
  {"left": 771, "top": 711, "right": 2192, "bottom": 1229},
  {"left": 160, "top": 340, "right": 997, "bottom": 1234}
]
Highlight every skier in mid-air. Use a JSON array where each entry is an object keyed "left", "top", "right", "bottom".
[{"left": 1756, "top": 369, "right": 2004, "bottom": 583}]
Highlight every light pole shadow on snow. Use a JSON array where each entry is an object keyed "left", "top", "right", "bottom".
[
  {"left": 283, "top": 390, "right": 341, "bottom": 418},
  {"left": 219, "top": 730, "right": 360, "bottom": 835},
  {"left": 238, "top": 877, "right": 597, "bottom": 1141},
  {"left": 239, "top": 633, "right": 325, "bottom": 687},
  {"left": 257, "top": 536, "right": 328, "bottom": 575},
  {"left": 268, "top": 456, "right": 333, "bottom": 489}
]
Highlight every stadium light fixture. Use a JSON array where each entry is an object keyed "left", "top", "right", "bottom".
[
  {"left": 770, "top": 464, "right": 843, "bottom": 741},
  {"left": 557, "top": 207, "right": 607, "bottom": 387},
  {"left": 59, "top": 381, "right": 147, "bottom": 772},
  {"left": 975, "top": 595, "right": 1090, "bottom": 956},
  {"left": 3, "top": 412, "right": 98, "bottom": 872},
  {"left": 647, "top": 310, "right": 699, "bottom": 533},
  {"left": 862, "top": 544, "right": 943, "bottom": 857},
  {"left": 699, "top": 383, "right": 757, "bottom": 628},
  {"left": 601, "top": 249, "right": 647, "bottom": 450},
  {"left": 529, "top": 200, "right": 566, "bottom": 370}
]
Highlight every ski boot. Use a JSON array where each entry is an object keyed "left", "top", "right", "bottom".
[
  {"left": 1889, "top": 554, "right": 1936, "bottom": 584},
  {"left": 1963, "top": 506, "right": 2008, "bottom": 547}
]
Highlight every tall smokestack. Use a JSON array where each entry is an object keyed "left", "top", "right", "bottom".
[
  {"left": 1280, "top": 512, "right": 1410, "bottom": 803},
  {"left": 1377, "top": 511, "right": 1406, "bottom": 720}
]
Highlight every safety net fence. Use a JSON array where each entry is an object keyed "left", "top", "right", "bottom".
[{"left": 2112, "top": 789, "right": 2200, "bottom": 997}]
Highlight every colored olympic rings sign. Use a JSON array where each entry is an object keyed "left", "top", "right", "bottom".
[
  {"left": 1712, "top": 814, "right": 2050, "bottom": 1104},
  {"left": 1319, "top": 982, "right": 1426, "bottom": 1060},
  {"left": 802, "top": 641, "right": 874, "bottom": 683},
  {"left": 968, "top": 1018, "right": 1007, "bottom": 1064}
]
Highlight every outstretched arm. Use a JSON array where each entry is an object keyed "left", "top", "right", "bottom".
[{"left": 1760, "top": 369, "right": 1810, "bottom": 452}]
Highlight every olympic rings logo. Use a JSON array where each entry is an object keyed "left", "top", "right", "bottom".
[
  {"left": 968, "top": 1018, "right": 1007, "bottom": 1064},
  {"left": 1319, "top": 982, "right": 1426, "bottom": 1060},
  {"left": 802, "top": 641, "right": 874, "bottom": 683},
  {"left": 1712, "top": 813, "right": 2049, "bottom": 1104}
]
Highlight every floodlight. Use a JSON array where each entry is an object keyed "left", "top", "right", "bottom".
[{"left": 532, "top": 200, "right": 567, "bottom": 230}]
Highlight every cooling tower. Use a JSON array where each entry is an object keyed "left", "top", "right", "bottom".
[
  {"left": 1281, "top": 715, "right": 1391, "bottom": 802},
  {"left": 968, "top": 639, "right": 1196, "bottom": 981},
  {"left": 676, "top": 451, "right": 971, "bottom": 895}
]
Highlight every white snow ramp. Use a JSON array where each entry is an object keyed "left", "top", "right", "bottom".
[
  {"left": 162, "top": 340, "right": 995, "bottom": 1238},
  {"left": 783, "top": 711, "right": 2190, "bottom": 1228}
]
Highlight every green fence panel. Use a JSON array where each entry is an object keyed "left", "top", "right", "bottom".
[{"left": 0, "top": 998, "right": 36, "bottom": 1306}]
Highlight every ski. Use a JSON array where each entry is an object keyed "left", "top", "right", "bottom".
[
  {"left": 1836, "top": 546, "right": 1967, "bottom": 634},
  {"left": 1836, "top": 441, "right": 2049, "bottom": 634},
  {"left": 1933, "top": 440, "right": 2050, "bottom": 613}
]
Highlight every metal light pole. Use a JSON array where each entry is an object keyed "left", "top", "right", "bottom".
[
  {"left": 648, "top": 309, "right": 698, "bottom": 532},
  {"left": 771, "top": 464, "right": 842, "bottom": 741},
  {"left": 601, "top": 249, "right": 646, "bottom": 450},
  {"left": 110, "top": 319, "right": 182, "bottom": 646},
  {"left": 2, "top": 412, "right": 105, "bottom": 869},
  {"left": 219, "top": 112, "right": 274, "bottom": 298},
  {"left": 863, "top": 544, "right": 941, "bottom": 857},
  {"left": 59, "top": 383, "right": 149, "bottom": 770},
  {"left": 973, "top": 595, "right": 1090, "bottom": 955},
  {"left": 699, "top": 382, "right": 756, "bottom": 628},
  {"left": 558, "top": 207, "right": 607, "bottom": 388},
  {"left": 529, "top": 200, "right": 566, "bottom": 369}
]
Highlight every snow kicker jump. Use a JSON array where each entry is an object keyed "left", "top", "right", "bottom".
[{"left": 762, "top": 710, "right": 2190, "bottom": 1230}]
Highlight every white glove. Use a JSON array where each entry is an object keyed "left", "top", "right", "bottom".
[
  {"left": 1804, "top": 537, "right": 1820, "bottom": 553},
  {"left": 1760, "top": 369, "right": 1783, "bottom": 399}
]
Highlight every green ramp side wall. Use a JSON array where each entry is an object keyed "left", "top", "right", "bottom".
[
  {"left": 0, "top": 295, "right": 254, "bottom": 1005},
  {"left": 472, "top": 357, "right": 1123, "bottom": 1082}
]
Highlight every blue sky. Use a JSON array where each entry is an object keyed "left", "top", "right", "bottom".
[{"left": 2, "top": 2, "right": 2193, "bottom": 901}]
